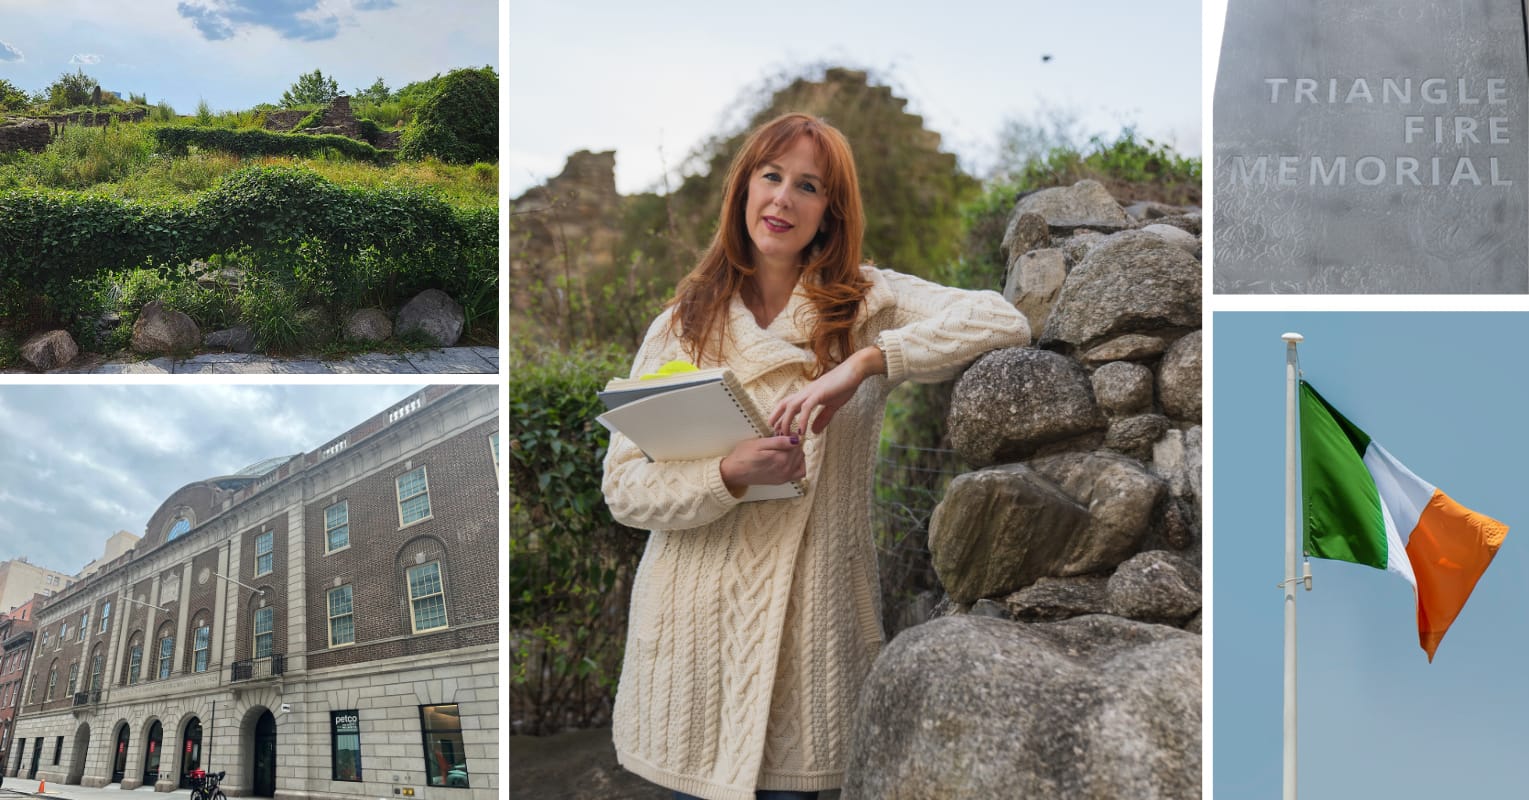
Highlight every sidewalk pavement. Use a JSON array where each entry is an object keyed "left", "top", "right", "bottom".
[
  {"left": 6, "top": 346, "right": 499, "bottom": 375},
  {"left": 1, "top": 778, "right": 189, "bottom": 800}
]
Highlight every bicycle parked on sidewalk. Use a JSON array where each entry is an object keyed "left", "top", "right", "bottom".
[{"left": 187, "top": 768, "right": 226, "bottom": 800}]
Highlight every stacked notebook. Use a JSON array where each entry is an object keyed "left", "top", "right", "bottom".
[{"left": 597, "top": 367, "right": 804, "bottom": 502}]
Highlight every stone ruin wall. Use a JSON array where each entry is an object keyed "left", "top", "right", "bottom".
[{"left": 0, "top": 119, "right": 51, "bottom": 153}]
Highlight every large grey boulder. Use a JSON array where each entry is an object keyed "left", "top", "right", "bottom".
[
  {"left": 844, "top": 614, "right": 1201, "bottom": 800},
  {"left": 20, "top": 330, "right": 78, "bottom": 371},
  {"left": 344, "top": 308, "right": 393, "bottom": 342},
  {"left": 1106, "top": 550, "right": 1202, "bottom": 624},
  {"left": 395, "top": 289, "right": 464, "bottom": 347},
  {"left": 948, "top": 347, "right": 1106, "bottom": 466},
  {"left": 1003, "top": 248, "right": 1068, "bottom": 338},
  {"left": 1090, "top": 361, "right": 1154, "bottom": 415},
  {"left": 1029, "top": 451, "right": 1167, "bottom": 577},
  {"left": 1010, "top": 179, "right": 1131, "bottom": 228},
  {"left": 1158, "top": 331, "right": 1202, "bottom": 422},
  {"left": 1104, "top": 413, "right": 1171, "bottom": 461},
  {"left": 927, "top": 464, "right": 1090, "bottom": 603},
  {"left": 203, "top": 325, "right": 255, "bottom": 353},
  {"left": 131, "top": 301, "right": 200, "bottom": 355},
  {"left": 1140, "top": 223, "right": 1200, "bottom": 258},
  {"left": 1040, "top": 230, "right": 1201, "bottom": 353},
  {"left": 1004, "top": 576, "right": 1109, "bottom": 622}
]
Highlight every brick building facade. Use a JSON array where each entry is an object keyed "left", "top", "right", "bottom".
[
  {"left": 4, "top": 386, "right": 498, "bottom": 800},
  {"left": 0, "top": 598, "right": 38, "bottom": 776}
]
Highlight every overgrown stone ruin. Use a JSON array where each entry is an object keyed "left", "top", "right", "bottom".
[
  {"left": 844, "top": 179, "right": 1202, "bottom": 799},
  {"left": 265, "top": 95, "right": 401, "bottom": 149},
  {"left": 0, "top": 119, "right": 51, "bottom": 153},
  {"left": 508, "top": 149, "right": 626, "bottom": 319}
]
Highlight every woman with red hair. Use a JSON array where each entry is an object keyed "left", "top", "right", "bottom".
[{"left": 602, "top": 112, "right": 1029, "bottom": 800}]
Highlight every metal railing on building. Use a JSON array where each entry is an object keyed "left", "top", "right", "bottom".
[
  {"left": 71, "top": 689, "right": 101, "bottom": 707},
  {"left": 230, "top": 654, "right": 286, "bottom": 682}
]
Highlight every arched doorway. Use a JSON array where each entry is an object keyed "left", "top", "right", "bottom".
[
  {"left": 111, "top": 723, "right": 130, "bottom": 784},
  {"left": 141, "top": 721, "right": 162, "bottom": 787},
  {"left": 67, "top": 723, "right": 90, "bottom": 784},
  {"left": 251, "top": 711, "right": 276, "bottom": 797},
  {"left": 177, "top": 718, "right": 201, "bottom": 789}
]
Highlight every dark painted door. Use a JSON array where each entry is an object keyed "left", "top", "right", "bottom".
[
  {"left": 142, "top": 721, "right": 162, "bottom": 786},
  {"left": 178, "top": 718, "right": 201, "bottom": 789},
  {"left": 27, "top": 738, "right": 40, "bottom": 779},
  {"left": 111, "top": 725, "right": 130, "bottom": 783},
  {"left": 252, "top": 711, "right": 276, "bottom": 797}
]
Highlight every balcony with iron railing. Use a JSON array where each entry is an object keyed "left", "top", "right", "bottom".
[
  {"left": 230, "top": 654, "right": 285, "bottom": 683},
  {"left": 71, "top": 689, "right": 100, "bottom": 708}
]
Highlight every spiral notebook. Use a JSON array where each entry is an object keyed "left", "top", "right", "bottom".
[{"left": 597, "top": 368, "right": 804, "bottom": 502}]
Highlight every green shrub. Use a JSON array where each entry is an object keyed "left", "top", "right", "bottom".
[
  {"left": 355, "top": 118, "right": 382, "bottom": 145},
  {"left": 509, "top": 342, "right": 641, "bottom": 735},
  {"left": 398, "top": 67, "right": 497, "bottom": 165}
]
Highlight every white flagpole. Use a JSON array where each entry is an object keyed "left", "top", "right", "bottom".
[{"left": 1282, "top": 332, "right": 1303, "bottom": 800}]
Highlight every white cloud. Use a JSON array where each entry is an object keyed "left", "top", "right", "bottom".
[
  {"left": 0, "top": 40, "right": 22, "bottom": 62},
  {"left": 69, "top": 53, "right": 102, "bottom": 65}
]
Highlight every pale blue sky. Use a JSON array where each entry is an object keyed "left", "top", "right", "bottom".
[
  {"left": 1214, "top": 312, "right": 1529, "bottom": 798},
  {"left": 507, "top": 0, "right": 1202, "bottom": 195},
  {"left": 0, "top": 0, "right": 495, "bottom": 114}
]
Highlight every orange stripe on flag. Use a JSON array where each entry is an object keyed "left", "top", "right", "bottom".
[{"left": 1406, "top": 489, "right": 1509, "bottom": 661}]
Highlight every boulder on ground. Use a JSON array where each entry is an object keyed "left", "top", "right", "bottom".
[
  {"left": 844, "top": 614, "right": 1201, "bottom": 800},
  {"left": 131, "top": 301, "right": 200, "bottom": 355},
  {"left": 396, "top": 289, "right": 464, "bottom": 347},
  {"left": 344, "top": 308, "right": 393, "bottom": 342},
  {"left": 20, "top": 330, "right": 78, "bottom": 371},
  {"left": 204, "top": 325, "right": 255, "bottom": 353}
]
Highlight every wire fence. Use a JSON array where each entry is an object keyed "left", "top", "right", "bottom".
[{"left": 870, "top": 441, "right": 967, "bottom": 638}]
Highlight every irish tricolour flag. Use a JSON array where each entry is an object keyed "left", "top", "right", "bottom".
[{"left": 1299, "top": 381, "right": 1508, "bottom": 661}]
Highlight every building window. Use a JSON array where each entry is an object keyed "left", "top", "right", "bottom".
[
  {"left": 331, "top": 709, "right": 362, "bottom": 782},
  {"left": 406, "top": 562, "right": 448, "bottom": 633},
  {"left": 396, "top": 467, "right": 432, "bottom": 525},
  {"left": 328, "top": 586, "right": 354, "bottom": 647},
  {"left": 39, "top": 631, "right": 47, "bottom": 649},
  {"left": 99, "top": 601, "right": 110, "bottom": 633},
  {"left": 325, "top": 502, "right": 350, "bottom": 553},
  {"left": 65, "top": 662, "right": 78, "bottom": 696},
  {"left": 254, "top": 608, "right": 274, "bottom": 658},
  {"left": 489, "top": 432, "right": 500, "bottom": 477},
  {"left": 254, "top": 531, "right": 274, "bottom": 577},
  {"left": 26, "top": 675, "right": 35, "bottom": 705},
  {"left": 51, "top": 736, "right": 61, "bottom": 765},
  {"left": 128, "top": 643, "right": 142, "bottom": 685},
  {"left": 44, "top": 666, "right": 56, "bottom": 701},
  {"left": 193, "top": 626, "right": 210, "bottom": 673},
  {"left": 78, "top": 611, "right": 88, "bottom": 641},
  {"left": 419, "top": 704, "right": 467, "bottom": 788},
  {"left": 158, "top": 634, "right": 174, "bottom": 679},
  {"left": 168, "top": 518, "right": 190, "bottom": 540},
  {"left": 89, "top": 651, "right": 102, "bottom": 693},
  {"left": 57, "top": 623, "right": 67, "bottom": 645}
]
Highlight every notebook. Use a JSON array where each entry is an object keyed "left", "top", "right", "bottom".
[{"left": 597, "top": 368, "right": 804, "bottom": 502}]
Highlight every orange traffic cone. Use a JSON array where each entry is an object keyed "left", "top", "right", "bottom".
[{"left": 38, "top": 780, "right": 44, "bottom": 793}]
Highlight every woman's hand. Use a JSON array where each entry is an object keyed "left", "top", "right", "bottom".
[
  {"left": 720, "top": 435, "right": 805, "bottom": 495},
  {"left": 769, "top": 345, "right": 887, "bottom": 437}
]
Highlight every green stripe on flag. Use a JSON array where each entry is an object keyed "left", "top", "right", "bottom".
[{"left": 1299, "top": 381, "right": 1388, "bottom": 569}]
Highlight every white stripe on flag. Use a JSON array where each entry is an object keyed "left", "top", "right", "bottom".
[{"left": 1363, "top": 443, "right": 1434, "bottom": 589}]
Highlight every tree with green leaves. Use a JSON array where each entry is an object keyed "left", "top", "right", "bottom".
[
  {"left": 280, "top": 69, "right": 340, "bottom": 107},
  {"left": 354, "top": 77, "right": 390, "bottom": 104},
  {"left": 45, "top": 68, "right": 98, "bottom": 109},
  {"left": 398, "top": 66, "right": 497, "bottom": 165},
  {"left": 0, "top": 78, "right": 29, "bottom": 111}
]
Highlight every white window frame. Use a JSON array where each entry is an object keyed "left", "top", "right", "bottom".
[
  {"left": 193, "top": 626, "right": 210, "bottom": 673},
  {"left": 127, "top": 642, "right": 142, "bottom": 685},
  {"left": 99, "top": 601, "right": 110, "bottom": 633},
  {"left": 254, "top": 531, "right": 274, "bottom": 577},
  {"left": 324, "top": 501, "right": 350, "bottom": 554},
  {"left": 77, "top": 611, "right": 87, "bottom": 641},
  {"left": 489, "top": 432, "right": 500, "bottom": 479},
  {"left": 65, "top": 661, "right": 77, "bottom": 696},
  {"left": 396, "top": 466, "right": 433, "bottom": 527},
  {"left": 157, "top": 634, "right": 174, "bottom": 679},
  {"left": 253, "top": 607, "right": 274, "bottom": 659},
  {"left": 44, "top": 665, "right": 55, "bottom": 701},
  {"left": 406, "top": 562, "right": 448, "bottom": 634},
  {"left": 327, "top": 585, "right": 355, "bottom": 648},
  {"left": 58, "top": 623, "right": 67, "bottom": 647}
]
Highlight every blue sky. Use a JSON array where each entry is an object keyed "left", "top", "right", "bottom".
[
  {"left": 0, "top": 0, "right": 495, "bottom": 113},
  {"left": 1213, "top": 312, "right": 1529, "bottom": 798},
  {"left": 507, "top": 0, "right": 1201, "bottom": 195}
]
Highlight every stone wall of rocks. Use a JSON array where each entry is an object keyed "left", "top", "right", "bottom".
[
  {"left": 0, "top": 119, "right": 51, "bottom": 153},
  {"left": 844, "top": 179, "right": 1202, "bottom": 799}
]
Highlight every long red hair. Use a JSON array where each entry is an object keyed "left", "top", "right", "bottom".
[{"left": 668, "top": 113, "right": 871, "bottom": 377}]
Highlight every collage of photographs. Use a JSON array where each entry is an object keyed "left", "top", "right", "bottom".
[{"left": 0, "top": 0, "right": 1524, "bottom": 798}]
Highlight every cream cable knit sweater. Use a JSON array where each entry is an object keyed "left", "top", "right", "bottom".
[{"left": 602, "top": 266, "right": 1029, "bottom": 800}]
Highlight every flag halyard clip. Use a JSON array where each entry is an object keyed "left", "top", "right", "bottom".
[{"left": 1277, "top": 558, "right": 1314, "bottom": 591}]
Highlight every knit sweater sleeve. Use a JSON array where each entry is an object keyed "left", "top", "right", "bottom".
[
  {"left": 600, "top": 312, "right": 744, "bottom": 531},
  {"left": 871, "top": 266, "right": 1031, "bottom": 385}
]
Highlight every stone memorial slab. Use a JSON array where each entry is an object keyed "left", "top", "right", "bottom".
[{"left": 1214, "top": 0, "right": 1529, "bottom": 293}]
